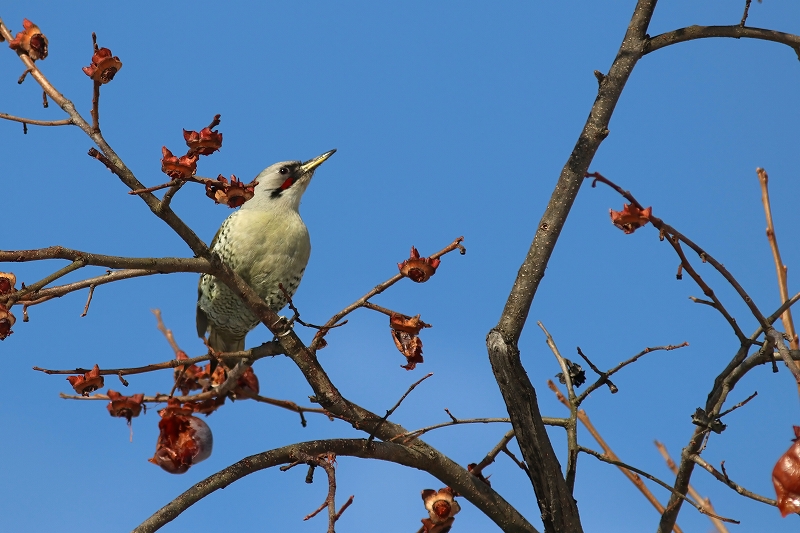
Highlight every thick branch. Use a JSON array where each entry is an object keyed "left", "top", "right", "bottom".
[
  {"left": 132, "top": 439, "right": 538, "bottom": 533},
  {"left": 487, "top": 2, "right": 659, "bottom": 531},
  {"left": 646, "top": 25, "right": 800, "bottom": 58}
]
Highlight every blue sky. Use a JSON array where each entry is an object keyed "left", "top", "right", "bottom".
[{"left": 2, "top": 2, "right": 800, "bottom": 532}]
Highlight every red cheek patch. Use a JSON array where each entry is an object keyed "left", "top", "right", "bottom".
[{"left": 280, "top": 177, "right": 294, "bottom": 190}]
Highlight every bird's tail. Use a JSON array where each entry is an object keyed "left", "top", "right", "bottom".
[{"left": 208, "top": 326, "right": 245, "bottom": 354}]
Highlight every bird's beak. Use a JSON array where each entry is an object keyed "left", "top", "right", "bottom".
[{"left": 300, "top": 149, "right": 336, "bottom": 174}]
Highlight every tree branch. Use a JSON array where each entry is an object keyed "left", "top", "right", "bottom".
[
  {"left": 486, "top": 2, "right": 659, "bottom": 531},
  {"left": 131, "top": 439, "right": 539, "bottom": 533}
]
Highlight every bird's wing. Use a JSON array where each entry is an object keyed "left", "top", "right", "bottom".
[{"left": 196, "top": 281, "right": 209, "bottom": 338}]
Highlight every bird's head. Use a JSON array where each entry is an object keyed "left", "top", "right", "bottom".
[{"left": 243, "top": 149, "right": 336, "bottom": 211}]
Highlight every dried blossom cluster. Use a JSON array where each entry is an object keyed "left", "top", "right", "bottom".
[
  {"left": 420, "top": 487, "right": 461, "bottom": 532},
  {"left": 149, "top": 399, "right": 213, "bottom": 474},
  {"left": 66, "top": 364, "right": 104, "bottom": 396},
  {"left": 0, "top": 272, "right": 17, "bottom": 340},
  {"left": 773, "top": 426, "right": 800, "bottom": 517},
  {"left": 609, "top": 203, "right": 652, "bottom": 234},
  {"left": 82, "top": 47, "right": 122, "bottom": 84},
  {"left": 390, "top": 313, "right": 430, "bottom": 370},
  {"left": 399, "top": 246, "right": 441, "bottom": 282},
  {"left": 8, "top": 19, "right": 48, "bottom": 61}
]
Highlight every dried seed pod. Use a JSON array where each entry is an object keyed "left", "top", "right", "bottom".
[
  {"left": 609, "top": 203, "right": 652, "bottom": 234},
  {"left": 149, "top": 402, "right": 213, "bottom": 474},
  {"left": 82, "top": 47, "right": 122, "bottom": 83},
  {"left": 773, "top": 426, "right": 800, "bottom": 517},
  {"left": 66, "top": 364, "right": 104, "bottom": 396},
  {"left": 398, "top": 247, "right": 441, "bottom": 282}
]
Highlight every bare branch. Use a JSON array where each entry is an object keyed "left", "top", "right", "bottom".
[
  {"left": 580, "top": 446, "right": 739, "bottom": 524},
  {"left": 646, "top": 25, "right": 800, "bottom": 59},
  {"left": 0, "top": 111, "right": 72, "bottom": 126},
  {"left": 757, "top": 168, "right": 799, "bottom": 351},
  {"left": 310, "top": 236, "right": 465, "bottom": 350},
  {"left": 131, "top": 439, "right": 539, "bottom": 533},
  {"left": 688, "top": 453, "right": 776, "bottom": 507},
  {"left": 654, "top": 441, "right": 729, "bottom": 533}
]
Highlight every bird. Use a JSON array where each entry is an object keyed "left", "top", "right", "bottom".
[{"left": 196, "top": 149, "right": 336, "bottom": 356}]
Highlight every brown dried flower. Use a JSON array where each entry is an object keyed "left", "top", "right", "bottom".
[
  {"left": 184, "top": 127, "right": 223, "bottom": 156},
  {"left": 183, "top": 396, "right": 225, "bottom": 416},
  {"left": 149, "top": 401, "right": 213, "bottom": 474},
  {"left": 422, "top": 488, "right": 461, "bottom": 525},
  {"left": 609, "top": 203, "right": 652, "bottom": 234},
  {"left": 0, "top": 272, "right": 17, "bottom": 295},
  {"left": 205, "top": 175, "right": 256, "bottom": 208},
  {"left": 8, "top": 19, "right": 48, "bottom": 61},
  {"left": 0, "top": 303, "right": 16, "bottom": 340},
  {"left": 161, "top": 146, "right": 198, "bottom": 180},
  {"left": 398, "top": 247, "right": 441, "bottom": 282},
  {"left": 82, "top": 47, "right": 122, "bottom": 84},
  {"left": 774, "top": 426, "right": 800, "bottom": 517},
  {"left": 106, "top": 389, "right": 145, "bottom": 422},
  {"left": 233, "top": 366, "right": 260, "bottom": 398},
  {"left": 66, "top": 364, "right": 105, "bottom": 396},
  {"left": 174, "top": 351, "right": 207, "bottom": 396},
  {"left": 393, "top": 329, "right": 424, "bottom": 370},
  {"left": 421, "top": 517, "right": 455, "bottom": 533},
  {"left": 390, "top": 313, "right": 431, "bottom": 335}
]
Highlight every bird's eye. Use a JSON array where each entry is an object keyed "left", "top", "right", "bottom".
[{"left": 279, "top": 167, "right": 289, "bottom": 175}]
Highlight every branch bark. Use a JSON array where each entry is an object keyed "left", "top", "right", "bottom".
[{"left": 486, "top": 2, "right": 659, "bottom": 531}]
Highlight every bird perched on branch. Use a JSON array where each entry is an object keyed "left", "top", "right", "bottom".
[{"left": 197, "top": 149, "right": 336, "bottom": 355}]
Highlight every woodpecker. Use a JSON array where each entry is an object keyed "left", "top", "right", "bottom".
[{"left": 196, "top": 149, "right": 335, "bottom": 354}]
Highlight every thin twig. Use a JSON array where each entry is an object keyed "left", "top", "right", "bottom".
[
  {"left": 740, "top": 0, "right": 753, "bottom": 27},
  {"left": 577, "top": 343, "right": 689, "bottom": 404},
  {"left": 654, "top": 441, "right": 729, "bottom": 533},
  {"left": 471, "top": 429, "right": 517, "bottom": 477},
  {"left": 580, "top": 446, "right": 739, "bottom": 524},
  {"left": 757, "top": 168, "right": 799, "bottom": 353},
  {"left": 35, "top": 341, "right": 282, "bottom": 377},
  {"left": 717, "top": 391, "right": 757, "bottom": 418},
  {"left": 368, "top": 373, "right": 433, "bottom": 444},
  {"left": 0, "top": 112, "right": 72, "bottom": 126},
  {"left": 388, "top": 417, "right": 563, "bottom": 445},
  {"left": 549, "top": 380, "right": 684, "bottom": 533},
  {"left": 310, "top": 237, "right": 465, "bottom": 350},
  {"left": 152, "top": 309, "right": 183, "bottom": 357},
  {"left": 90, "top": 33, "right": 100, "bottom": 133},
  {"left": 537, "top": 321, "right": 578, "bottom": 491},
  {"left": 687, "top": 453, "right": 776, "bottom": 507},
  {"left": 576, "top": 346, "right": 617, "bottom": 394},
  {"left": 80, "top": 284, "right": 95, "bottom": 317}
]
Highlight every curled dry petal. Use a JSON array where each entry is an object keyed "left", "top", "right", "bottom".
[
  {"left": 82, "top": 47, "right": 122, "bottom": 84},
  {"left": 233, "top": 366, "right": 259, "bottom": 398},
  {"left": 773, "top": 426, "right": 800, "bottom": 517},
  {"left": 183, "top": 396, "right": 225, "bottom": 416},
  {"left": 161, "top": 146, "right": 198, "bottom": 180},
  {"left": 106, "top": 389, "right": 144, "bottom": 422},
  {"left": 609, "top": 204, "right": 652, "bottom": 234},
  {"left": 66, "top": 364, "right": 104, "bottom": 396},
  {"left": 205, "top": 174, "right": 256, "bottom": 208},
  {"left": 421, "top": 517, "right": 455, "bottom": 533},
  {"left": 467, "top": 463, "right": 491, "bottom": 486},
  {"left": 150, "top": 402, "right": 213, "bottom": 474},
  {"left": 389, "top": 313, "right": 431, "bottom": 335},
  {"left": 0, "top": 272, "right": 17, "bottom": 295},
  {"left": 0, "top": 303, "right": 16, "bottom": 340},
  {"left": 398, "top": 247, "right": 441, "bottom": 282},
  {"left": 183, "top": 127, "right": 223, "bottom": 156},
  {"left": 422, "top": 488, "right": 461, "bottom": 524},
  {"left": 392, "top": 329, "right": 424, "bottom": 370},
  {"left": 174, "top": 351, "right": 207, "bottom": 395},
  {"left": 8, "top": 19, "right": 48, "bottom": 61}
]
